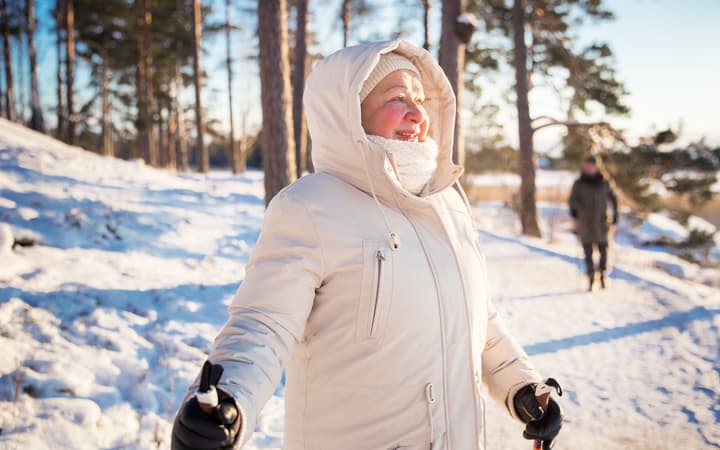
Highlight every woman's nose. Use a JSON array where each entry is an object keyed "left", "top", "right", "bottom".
[{"left": 405, "top": 103, "right": 426, "bottom": 124}]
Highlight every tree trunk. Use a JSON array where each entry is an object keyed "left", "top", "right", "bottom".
[
  {"left": 166, "top": 95, "right": 177, "bottom": 169},
  {"left": 512, "top": 0, "right": 540, "bottom": 237},
  {"left": 191, "top": 0, "right": 207, "bottom": 172},
  {"left": 438, "top": 0, "right": 465, "bottom": 167},
  {"left": 27, "top": 0, "right": 45, "bottom": 131},
  {"left": 173, "top": 64, "right": 188, "bottom": 171},
  {"left": 240, "top": 109, "right": 248, "bottom": 173},
  {"left": 17, "top": 15, "right": 26, "bottom": 122},
  {"left": 136, "top": 41, "right": 147, "bottom": 160},
  {"left": 137, "top": 0, "right": 156, "bottom": 165},
  {"left": 225, "top": 0, "right": 242, "bottom": 173},
  {"left": 101, "top": 57, "right": 113, "bottom": 156},
  {"left": 341, "top": 0, "right": 349, "bottom": 47},
  {"left": 55, "top": 0, "right": 64, "bottom": 139},
  {"left": 422, "top": 0, "right": 431, "bottom": 50},
  {"left": 0, "top": 49, "right": 4, "bottom": 117},
  {"left": 1, "top": 0, "right": 16, "bottom": 122},
  {"left": 258, "top": 0, "right": 296, "bottom": 204},
  {"left": 65, "top": 0, "right": 75, "bottom": 144},
  {"left": 174, "top": 0, "right": 188, "bottom": 171},
  {"left": 292, "top": 0, "right": 308, "bottom": 178},
  {"left": 157, "top": 96, "right": 166, "bottom": 166}
]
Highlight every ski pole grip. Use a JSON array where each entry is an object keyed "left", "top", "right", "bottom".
[
  {"left": 196, "top": 385, "right": 219, "bottom": 414},
  {"left": 196, "top": 360, "right": 220, "bottom": 415}
]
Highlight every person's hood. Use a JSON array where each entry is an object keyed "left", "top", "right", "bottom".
[{"left": 304, "top": 40, "right": 464, "bottom": 205}]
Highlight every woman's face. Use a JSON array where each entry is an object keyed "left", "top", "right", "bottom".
[{"left": 361, "top": 70, "right": 429, "bottom": 143}]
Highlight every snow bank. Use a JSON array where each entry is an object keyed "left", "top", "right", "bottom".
[
  {"left": 0, "top": 222, "right": 12, "bottom": 254},
  {"left": 629, "top": 212, "right": 691, "bottom": 245}
]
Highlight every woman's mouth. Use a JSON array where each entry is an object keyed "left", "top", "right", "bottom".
[{"left": 394, "top": 130, "right": 418, "bottom": 142}]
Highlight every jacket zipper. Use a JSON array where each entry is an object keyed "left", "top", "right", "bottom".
[
  {"left": 369, "top": 249, "right": 385, "bottom": 336},
  {"left": 428, "top": 200, "right": 482, "bottom": 447},
  {"left": 391, "top": 205, "right": 452, "bottom": 449}
]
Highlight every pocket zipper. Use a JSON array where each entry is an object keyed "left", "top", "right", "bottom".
[{"left": 369, "top": 249, "right": 385, "bottom": 336}]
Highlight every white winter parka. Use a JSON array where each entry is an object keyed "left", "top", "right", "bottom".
[{"left": 187, "top": 39, "right": 542, "bottom": 450}]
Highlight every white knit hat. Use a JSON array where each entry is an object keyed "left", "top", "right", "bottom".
[{"left": 359, "top": 52, "right": 421, "bottom": 102}]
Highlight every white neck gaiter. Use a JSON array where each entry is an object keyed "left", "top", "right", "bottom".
[{"left": 366, "top": 135, "right": 439, "bottom": 195}]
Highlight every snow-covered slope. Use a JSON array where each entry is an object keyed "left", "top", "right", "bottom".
[{"left": 1, "top": 118, "right": 718, "bottom": 449}]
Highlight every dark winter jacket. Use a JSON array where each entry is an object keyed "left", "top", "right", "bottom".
[{"left": 569, "top": 172, "right": 618, "bottom": 244}]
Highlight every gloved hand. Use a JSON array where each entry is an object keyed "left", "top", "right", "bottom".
[
  {"left": 172, "top": 361, "right": 242, "bottom": 450},
  {"left": 513, "top": 382, "right": 563, "bottom": 449},
  {"left": 172, "top": 389, "right": 240, "bottom": 450}
]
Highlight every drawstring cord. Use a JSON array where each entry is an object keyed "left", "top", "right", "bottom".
[
  {"left": 357, "top": 138, "right": 400, "bottom": 250},
  {"left": 455, "top": 177, "right": 488, "bottom": 450},
  {"left": 479, "top": 394, "right": 487, "bottom": 450},
  {"left": 454, "top": 179, "right": 476, "bottom": 225},
  {"left": 425, "top": 383, "right": 436, "bottom": 447}
]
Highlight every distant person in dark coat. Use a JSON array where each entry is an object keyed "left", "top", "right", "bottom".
[{"left": 569, "top": 156, "right": 618, "bottom": 291}]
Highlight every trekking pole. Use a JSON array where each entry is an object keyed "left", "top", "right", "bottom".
[{"left": 531, "top": 381, "right": 552, "bottom": 450}]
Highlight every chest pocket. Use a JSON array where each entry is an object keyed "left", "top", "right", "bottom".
[{"left": 356, "top": 239, "right": 394, "bottom": 343}]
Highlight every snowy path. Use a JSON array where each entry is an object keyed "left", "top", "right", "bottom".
[
  {"left": 0, "top": 119, "right": 718, "bottom": 449},
  {"left": 476, "top": 229, "right": 719, "bottom": 449}
]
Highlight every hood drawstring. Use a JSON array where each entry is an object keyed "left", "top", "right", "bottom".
[
  {"left": 454, "top": 179, "right": 479, "bottom": 232},
  {"left": 454, "top": 179, "right": 473, "bottom": 218},
  {"left": 357, "top": 138, "right": 400, "bottom": 250}
]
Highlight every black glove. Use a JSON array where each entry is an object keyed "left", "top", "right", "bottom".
[
  {"left": 172, "top": 362, "right": 241, "bottom": 450},
  {"left": 513, "top": 380, "right": 563, "bottom": 449},
  {"left": 570, "top": 208, "right": 578, "bottom": 219}
]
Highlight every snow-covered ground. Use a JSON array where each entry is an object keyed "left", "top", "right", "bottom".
[
  {"left": 467, "top": 170, "right": 577, "bottom": 190},
  {"left": 1, "top": 118, "right": 718, "bottom": 449}
]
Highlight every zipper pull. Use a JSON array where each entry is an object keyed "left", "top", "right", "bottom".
[
  {"left": 388, "top": 232, "right": 400, "bottom": 250},
  {"left": 376, "top": 249, "right": 386, "bottom": 261}
]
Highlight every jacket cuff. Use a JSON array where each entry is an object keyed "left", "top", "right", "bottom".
[{"left": 505, "top": 378, "right": 541, "bottom": 423}]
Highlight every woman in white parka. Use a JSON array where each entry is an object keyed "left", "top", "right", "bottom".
[{"left": 171, "top": 40, "right": 563, "bottom": 450}]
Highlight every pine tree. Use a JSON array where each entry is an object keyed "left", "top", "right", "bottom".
[
  {"left": 292, "top": 0, "right": 308, "bottom": 178},
  {"left": 173, "top": 0, "right": 189, "bottom": 171},
  {"left": 470, "top": 0, "right": 628, "bottom": 237},
  {"left": 26, "top": 0, "right": 44, "bottom": 132},
  {"left": 439, "top": 0, "right": 475, "bottom": 167},
  {"left": 224, "top": 0, "right": 243, "bottom": 173},
  {"left": 65, "top": 0, "right": 75, "bottom": 144},
  {"left": 258, "top": 0, "right": 296, "bottom": 204},
  {"left": 1, "top": 0, "right": 16, "bottom": 121},
  {"left": 191, "top": 0, "right": 207, "bottom": 172},
  {"left": 421, "top": 0, "right": 431, "bottom": 50},
  {"left": 54, "top": 0, "right": 64, "bottom": 139}
]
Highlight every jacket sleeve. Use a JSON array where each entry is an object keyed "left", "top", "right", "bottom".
[
  {"left": 606, "top": 181, "right": 618, "bottom": 218},
  {"left": 182, "top": 188, "right": 324, "bottom": 448},
  {"left": 481, "top": 297, "right": 543, "bottom": 422},
  {"left": 569, "top": 180, "right": 580, "bottom": 218}
]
